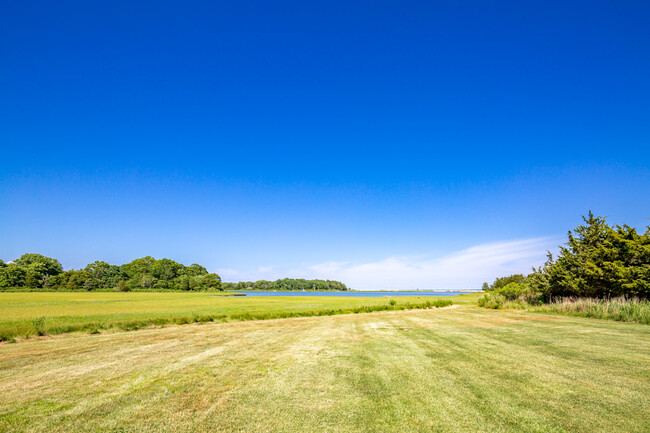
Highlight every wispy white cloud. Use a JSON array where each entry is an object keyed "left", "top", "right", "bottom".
[{"left": 238, "top": 237, "right": 559, "bottom": 290}]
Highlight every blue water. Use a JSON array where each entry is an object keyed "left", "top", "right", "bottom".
[{"left": 231, "top": 290, "right": 474, "bottom": 297}]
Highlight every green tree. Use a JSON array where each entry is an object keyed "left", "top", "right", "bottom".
[
  {"left": 184, "top": 263, "right": 208, "bottom": 277},
  {"left": 189, "top": 276, "right": 203, "bottom": 290},
  {"left": 84, "top": 261, "right": 126, "bottom": 288},
  {"left": 151, "top": 258, "right": 183, "bottom": 280},
  {"left": 176, "top": 275, "right": 191, "bottom": 291},
  {"left": 43, "top": 273, "right": 65, "bottom": 289},
  {"left": 138, "top": 274, "right": 156, "bottom": 289},
  {"left": 0, "top": 264, "right": 26, "bottom": 287},
  {"left": 529, "top": 212, "right": 650, "bottom": 300},
  {"left": 25, "top": 262, "right": 51, "bottom": 288},
  {"left": 15, "top": 254, "right": 63, "bottom": 277},
  {"left": 83, "top": 276, "right": 102, "bottom": 291},
  {"left": 65, "top": 270, "right": 93, "bottom": 290},
  {"left": 203, "top": 273, "right": 222, "bottom": 290},
  {"left": 253, "top": 280, "right": 272, "bottom": 290},
  {"left": 14, "top": 254, "right": 63, "bottom": 287},
  {"left": 115, "top": 280, "right": 129, "bottom": 292},
  {"left": 121, "top": 256, "right": 156, "bottom": 278}
]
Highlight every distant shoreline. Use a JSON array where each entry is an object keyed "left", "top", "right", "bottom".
[{"left": 227, "top": 289, "right": 481, "bottom": 293}]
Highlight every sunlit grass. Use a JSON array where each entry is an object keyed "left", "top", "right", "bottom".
[
  {"left": 0, "top": 306, "right": 648, "bottom": 432},
  {"left": 530, "top": 297, "right": 650, "bottom": 324},
  {"left": 0, "top": 292, "right": 455, "bottom": 339}
]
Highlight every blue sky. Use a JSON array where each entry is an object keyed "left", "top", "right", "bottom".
[{"left": 1, "top": 1, "right": 649, "bottom": 289}]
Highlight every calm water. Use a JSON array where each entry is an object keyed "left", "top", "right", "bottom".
[{"left": 232, "top": 290, "right": 474, "bottom": 297}]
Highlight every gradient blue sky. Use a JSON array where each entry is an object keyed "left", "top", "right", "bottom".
[{"left": 1, "top": 1, "right": 649, "bottom": 289}]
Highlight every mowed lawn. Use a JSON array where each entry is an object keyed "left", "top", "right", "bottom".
[
  {"left": 1, "top": 306, "right": 648, "bottom": 432},
  {"left": 0, "top": 292, "right": 462, "bottom": 338}
]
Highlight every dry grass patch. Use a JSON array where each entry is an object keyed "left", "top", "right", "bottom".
[{"left": 0, "top": 306, "right": 648, "bottom": 432}]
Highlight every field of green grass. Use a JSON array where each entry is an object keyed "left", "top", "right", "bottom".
[
  {"left": 0, "top": 292, "right": 457, "bottom": 339},
  {"left": 1, "top": 305, "right": 648, "bottom": 432}
]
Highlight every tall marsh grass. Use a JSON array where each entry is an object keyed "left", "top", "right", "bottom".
[
  {"left": 0, "top": 298, "right": 453, "bottom": 341},
  {"left": 530, "top": 297, "right": 650, "bottom": 324}
]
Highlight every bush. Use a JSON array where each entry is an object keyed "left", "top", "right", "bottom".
[
  {"left": 489, "top": 283, "right": 542, "bottom": 304},
  {"left": 115, "top": 281, "right": 130, "bottom": 292},
  {"left": 31, "top": 317, "right": 47, "bottom": 336},
  {"left": 490, "top": 274, "right": 527, "bottom": 291},
  {"left": 478, "top": 293, "right": 506, "bottom": 309},
  {"left": 495, "top": 282, "right": 526, "bottom": 300}
]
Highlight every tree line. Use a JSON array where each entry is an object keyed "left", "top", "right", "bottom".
[
  {"left": 481, "top": 212, "right": 650, "bottom": 306},
  {"left": 221, "top": 278, "right": 348, "bottom": 291},
  {"left": 0, "top": 254, "right": 222, "bottom": 291},
  {"left": 0, "top": 254, "right": 349, "bottom": 292}
]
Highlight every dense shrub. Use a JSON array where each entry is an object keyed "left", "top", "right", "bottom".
[
  {"left": 478, "top": 293, "right": 506, "bottom": 309},
  {"left": 478, "top": 283, "right": 542, "bottom": 309},
  {"left": 31, "top": 317, "right": 46, "bottom": 336},
  {"left": 489, "top": 274, "right": 528, "bottom": 291}
]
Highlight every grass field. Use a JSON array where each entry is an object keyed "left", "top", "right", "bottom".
[
  {"left": 0, "top": 292, "right": 459, "bottom": 339},
  {"left": 1, "top": 304, "right": 648, "bottom": 432}
]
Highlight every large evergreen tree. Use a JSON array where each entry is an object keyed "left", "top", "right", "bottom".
[{"left": 534, "top": 212, "right": 650, "bottom": 300}]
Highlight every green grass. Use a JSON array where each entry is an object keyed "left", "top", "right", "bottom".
[
  {"left": 0, "top": 306, "right": 648, "bottom": 432},
  {"left": 445, "top": 291, "right": 481, "bottom": 303},
  {"left": 0, "top": 292, "right": 455, "bottom": 339},
  {"left": 477, "top": 293, "right": 650, "bottom": 325},
  {"left": 529, "top": 297, "right": 650, "bottom": 324}
]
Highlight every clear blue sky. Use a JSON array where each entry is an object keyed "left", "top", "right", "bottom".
[{"left": 1, "top": 1, "right": 649, "bottom": 289}]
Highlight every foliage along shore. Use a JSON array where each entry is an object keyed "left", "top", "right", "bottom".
[
  {"left": 0, "top": 254, "right": 348, "bottom": 292},
  {"left": 479, "top": 211, "right": 649, "bottom": 324},
  {"left": 221, "top": 278, "right": 348, "bottom": 291}
]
